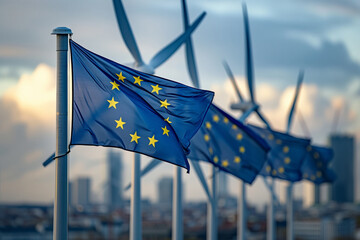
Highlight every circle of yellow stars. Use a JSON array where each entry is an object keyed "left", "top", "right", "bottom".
[
  {"left": 205, "top": 114, "right": 245, "bottom": 169},
  {"left": 105, "top": 71, "right": 175, "bottom": 149}
]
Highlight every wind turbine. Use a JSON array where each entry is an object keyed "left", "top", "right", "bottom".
[
  {"left": 223, "top": 4, "right": 271, "bottom": 129},
  {"left": 44, "top": 2, "right": 207, "bottom": 240},
  {"left": 112, "top": 0, "right": 205, "bottom": 74}
]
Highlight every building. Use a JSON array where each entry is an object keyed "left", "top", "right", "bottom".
[
  {"left": 158, "top": 177, "right": 173, "bottom": 209},
  {"left": 106, "top": 150, "right": 123, "bottom": 210},
  {"left": 71, "top": 177, "right": 91, "bottom": 208},
  {"left": 218, "top": 171, "right": 228, "bottom": 198},
  {"left": 328, "top": 134, "right": 355, "bottom": 203}
]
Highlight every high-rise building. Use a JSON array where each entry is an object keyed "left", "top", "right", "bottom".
[
  {"left": 328, "top": 134, "right": 355, "bottom": 203},
  {"left": 218, "top": 171, "right": 228, "bottom": 197},
  {"left": 71, "top": 177, "right": 91, "bottom": 207},
  {"left": 158, "top": 177, "right": 173, "bottom": 209},
  {"left": 106, "top": 150, "right": 123, "bottom": 209}
]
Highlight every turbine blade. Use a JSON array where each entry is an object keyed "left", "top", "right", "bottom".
[
  {"left": 255, "top": 109, "right": 272, "bottom": 130},
  {"left": 243, "top": 3, "right": 255, "bottom": 103},
  {"left": 42, "top": 152, "right": 55, "bottom": 167},
  {"left": 182, "top": 0, "right": 200, "bottom": 88},
  {"left": 239, "top": 104, "right": 258, "bottom": 122},
  {"left": 223, "top": 60, "right": 244, "bottom": 102},
  {"left": 190, "top": 160, "right": 212, "bottom": 201},
  {"left": 124, "top": 158, "right": 162, "bottom": 191},
  {"left": 149, "top": 12, "right": 206, "bottom": 69},
  {"left": 112, "top": 0, "right": 144, "bottom": 65},
  {"left": 286, "top": 70, "right": 305, "bottom": 133}
]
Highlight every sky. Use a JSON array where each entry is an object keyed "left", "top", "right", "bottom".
[{"left": 0, "top": 0, "right": 360, "bottom": 208}]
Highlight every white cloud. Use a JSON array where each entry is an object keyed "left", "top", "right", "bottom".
[{"left": 2, "top": 64, "right": 55, "bottom": 132}]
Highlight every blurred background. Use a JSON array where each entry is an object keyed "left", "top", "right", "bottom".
[{"left": 0, "top": 0, "right": 360, "bottom": 239}]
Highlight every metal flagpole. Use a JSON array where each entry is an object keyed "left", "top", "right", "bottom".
[
  {"left": 286, "top": 183, "right": 294, "bottom": 240},
  {"left": 172, "top": 166, "right": 183, "bottom": 240},
  {"left": 51, "top": 27, "right": 72, "bottom": 240},
  {"left": 207, "top": 165, "right": 218, "bottom": 240},
  {"left": 237, "top": 181, "right": 246, "bottom": 240},
  {"left": 267, "top": 178, "right": 276, "bottom": 240},
  {"left": 130, "top": 153, "right": 142, "bottom": 240}
]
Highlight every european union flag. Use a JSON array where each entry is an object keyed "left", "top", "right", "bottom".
[
  {"left": 248, "top": 125, "right": 311, "bottom": 182},
  {"left": 188, "top": 104, "right": 270, "bottom": 183},
  {"left": 70, "top": 40, "right": 214, "bottom": 171},
  {"left": 301, "top": 145, "right": 336, "bottom": 184}
]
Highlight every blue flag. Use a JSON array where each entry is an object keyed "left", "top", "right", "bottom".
[
  {"left": 70, "top": 40, "right": 214, "bottom": 171},
  {"left": 188, "top": 104, "right": 270, "bottom": 183},
  {"left": 248, "top": 125, "right": 311, "bottom": 182},
  {"left": 301, "top": 145, "right": 336, "bottom": 184}
]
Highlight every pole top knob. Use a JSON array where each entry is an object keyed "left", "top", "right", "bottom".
[{"left": 52, "top": 27, "right": 72, "bottom": 35}]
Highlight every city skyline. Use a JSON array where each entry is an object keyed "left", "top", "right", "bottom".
[{"left": 0, "top": 0, "right": 359, "bottom": 207}]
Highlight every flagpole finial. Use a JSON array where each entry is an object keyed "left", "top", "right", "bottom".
[{"left": 52, "top": 27, "right": 72, "bottom": 35}]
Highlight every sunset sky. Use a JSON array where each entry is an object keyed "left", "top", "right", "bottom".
[{"left": 1, "top": 0, "right": 359, "bottom": 207}]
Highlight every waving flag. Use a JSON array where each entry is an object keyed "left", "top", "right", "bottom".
[
  {"left": 188, "top": 104, "right": 270, "bottom": 183},
  {"left": 69, "top": 40, "right": 214, "bottom": 171},
  {"left": 249, "top": 125, "right": 311, "bottom": 182},
  {"left": 301, "top": 145, "right": 336, "bottom": 184}
]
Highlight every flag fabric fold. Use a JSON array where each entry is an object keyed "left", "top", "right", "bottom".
[
  {"left": 188, "top": 104, "right": 270, "bottom": 184},
  {"left": 248, "top": 125, "right": 311, "bottom": 182},
  {"left": 301, "top": 145, "right": 336, "bottom": 184},
  {"left": 70, "top": 40, "right": 214, "bottom": 171}
]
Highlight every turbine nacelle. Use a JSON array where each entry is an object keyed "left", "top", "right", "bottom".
[{"left": 230, "top": 102, "right": 258, "bottom": 113}]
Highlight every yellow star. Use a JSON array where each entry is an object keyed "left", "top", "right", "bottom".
[
  {"left": 272, "top": 169, "right": 277, "bottom": 176},
  {"left": 148, "top": 135, "right": 158, "bottom": 147},
  {"left": 160, "top": 99, "right": 171, "bottom": 108},
  {"left": 268, "top": 134, "right": 274, "bottom": 140},
  {"left": 116, "top": 72, "right": 126, "bottom": 82},
  {"left": 279, "top": 167, "right": 284, "bottom": 174},
  {"left": 283, "top": 146, "right": 289, "bottom": 153},
  {"left": 151, "top": 84, "right": 162, "bottom": 95},
  {"left": 110, "top": 80, "right": 120, "bottom": 90},
  {"left": 313, "top": 152, "right": 320, "bottom": 159},
  {"left": 164, "top": 117, "right": 172, "bottom": 124},
  {"left": 133, "top": 76, "right": 143, "bottom": 86},
  {"left": 224, "top": 117, "right": 229, "bottom": 124},
  {"left": 204, "top": 134, "right": 210, "bottom": 142},
  {"left": 222, "top": 160, "right": 229, "bottom": 167},
  {"left": 209, "top": 147, "right": 213, "bottom": 154},
  {"left": 306, "top": 145, "right": 312, "bottom": 152},
  {"left": 162, "top": 126, "right": 170, "bottom": 136},
  {"left": 284, "top": 157, "right": 291, "bottom": 164},
  {"left": 316, "top": 171, "right": 322, "bottom": 178},
  {"left": 266, "top": 165, "right": 271, "bottom": 172},
  {"left": 239, "top": 146, "right": 245, "bottom": 153},
  {"left": 115, "top": 117, "right": 126, "bottom": 129},
  {"left": 236, "top": 133, "right": 243, "bottom": 140},
  {"left": 107, "top": 97, "right": 119, "bottom": 109},
  {"left": 234, "top": 156, "right": 241, "bottom": 163},
  {"left": 213, "top": 156, "right": 219, "bottom": 163},
  {"left": 205, "top": 122, "right": 212, "bottom": 129},
  {"left": 310, "top": 175, "right": 316, "bottom": 181},
  {"left": 213, "top": 115, "right": 219, "bottom": 122},
  {"left": 130, "top": 131, "right": 141, "bottom": 144},
  {"left": 232, "top": 124, "right": 238, "bottom": 130},
  {"left": 276, "top": 139, "right": 282, "bottom": 145}
]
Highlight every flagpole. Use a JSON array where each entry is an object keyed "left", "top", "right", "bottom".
[
  {"left": 130, "top": 153, "right": 141, "bottom": 240},
  {"left": 267, "top": 178, "right": 275, "bottom": 240},
  {"left": 207, "top": 165, "right": 218, "bottom": 240},
  {"left": 238, "top": 181, "right": 246, "bottom": 240},
  {"left": 172, "top": 166, "right": 183, "bottom": 240},
  {"left": 286, "top": 183, "right": 294, "bottom": 240},
  {"left": 51, "top": 27, "right": 72, "bottom": 240}
]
